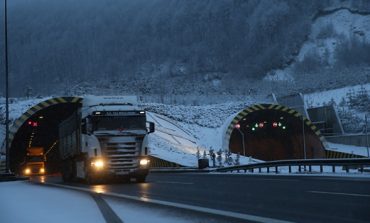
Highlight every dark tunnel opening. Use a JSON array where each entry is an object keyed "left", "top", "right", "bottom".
[
  {"left": 9, "top": 103, "right": 80, "bottom": 174},
  {"left": 229, "top": 108, "right": 325, "bottom": 161}
]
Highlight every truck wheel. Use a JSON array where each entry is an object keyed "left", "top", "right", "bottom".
[
  {"left": 62, "top": 161, "right": 72, "bottom": 182},
  {"left": 85, "top": 173, "right": 96, "bottom": 185},
  {"left": 136, "top": 176, "right": 146, "bottom": 183}
]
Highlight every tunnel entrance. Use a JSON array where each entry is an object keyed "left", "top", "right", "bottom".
[
  {"left": 228, "top": 104, "right": 325, "bottom": 161},
  {"left": 9, "top": 98, "right": 81, "bottom": 174}
]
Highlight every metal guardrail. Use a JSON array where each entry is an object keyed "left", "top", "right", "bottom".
[{"left": 216, "top": 158, "right": 370, "bottom": 174}]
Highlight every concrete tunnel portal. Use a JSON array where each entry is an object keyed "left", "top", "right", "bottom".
[
  {"left": 8, "top": 97, "right": 82, "bottom": 174},
  {"left": 226, "top": 104, "right": 326, "bottom": 161},
  {"left": 6, "top": 99, "right": 327, "bottom": 173}
]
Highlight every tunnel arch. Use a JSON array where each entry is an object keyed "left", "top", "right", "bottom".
[
  {"left": 7, "top": 97, "right": 82, "bottom": 173},
  {"left": 224, "top": 104, "right": 327, "bottom": 161},
  {"left": 8, "top": 97, "right": 83, "bottom": 148}
]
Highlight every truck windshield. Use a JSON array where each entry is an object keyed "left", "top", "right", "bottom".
[{"left": 92, "top": 116, "right": 146, "bottom": 131}]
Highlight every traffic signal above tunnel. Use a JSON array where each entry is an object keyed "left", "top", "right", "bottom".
[
  {"left": 245, "top": 121, "right": 287, "bottom": 132},
  {"left": 27, "top": 121, "right": 38, "bottom": 127}
]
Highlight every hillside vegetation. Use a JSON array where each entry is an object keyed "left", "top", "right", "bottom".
[{"left": 0, "top": 0, "right": 369, "bottom": 98}]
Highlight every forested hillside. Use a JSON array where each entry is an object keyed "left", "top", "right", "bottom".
[{"left": 0, "top": 0, "right": 369, "bottom": 99}]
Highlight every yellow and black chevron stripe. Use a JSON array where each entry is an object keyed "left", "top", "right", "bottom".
[
  {"left": 325, "top": 150, "right": 365, "bottom": 159},
  {"left": 224, "top": 103, "right": 326, "bottom": 150},
  {"left": 149, "top": 155, "right": 183, "bottom": 168},
  {"left": 8, "top": 97, "right": 82, "bottom": 148}
]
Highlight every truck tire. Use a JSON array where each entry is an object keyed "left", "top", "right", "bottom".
[
  {"left": 85, "top": 172, "right": 98, "bottom": 185},
  {"left": 61, "top": 160, "right": 72, "bottom": 182},
  {"left": 136, "top": 175, "right": 146, "bottom": 183}
]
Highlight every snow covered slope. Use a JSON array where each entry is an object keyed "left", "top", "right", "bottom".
[
  {"left": 304, "top": 83, "right": 370, "bottom": 107},
  {"left": 265, "top": 8, "right": 370, "bottom": 83}
]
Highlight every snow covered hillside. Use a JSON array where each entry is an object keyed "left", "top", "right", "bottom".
[{"left": 265, "top": 8, "right": 370, "bottom": 92}]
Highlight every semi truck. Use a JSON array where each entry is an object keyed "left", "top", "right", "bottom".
[
  {"left": 22, "top": 147, "right": 46, "bottom": 176},
  {"left": 58, "top": 96, "right": 154, "bottom": 184}
]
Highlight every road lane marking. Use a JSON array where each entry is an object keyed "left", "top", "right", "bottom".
[
  {"left": 34, "top": 181, "right": 293, "bottom": 223},
  {"left": 308, "top": 191, "right": 370, "bottom": 197},
  {"left": 91, "top": 193, "right": 123, "bottom": 223},
  {"left": 156, "top": 181, "right": 194, "bottom": 185}
]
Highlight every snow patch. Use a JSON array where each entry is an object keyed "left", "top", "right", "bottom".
[
  {"left": 0, "top": 181, "right": 105, "bottom": 223},
  {"left": 304, "top": 83, "right": 370, "bottom": 107}
]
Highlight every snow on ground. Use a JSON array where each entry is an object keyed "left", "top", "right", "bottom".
[
  {"left": 327, "top": 142, "right": 370, "bottom": 157},
  {"left": 147, "top": 112, "right": 259, "bottom": 167},
  {"left": 106, "top": 197, "right": 227, "bottom": 223},
  {"left": 0, "top": 180, "right": 104, "bottom": 223},
  {"left": 304, "top": 83, "right": 370, "bottom": 107}
]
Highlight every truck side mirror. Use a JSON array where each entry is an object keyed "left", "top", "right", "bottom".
[{"left": 148, "top": 122, "right": 155, "bottom": 133}]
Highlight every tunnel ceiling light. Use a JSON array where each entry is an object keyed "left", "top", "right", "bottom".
[
  {"left": 39, "top": 116, "right": 44, "bottom": 119},
  {"left": 255, "top": 123, "right": 258, "bottom": 128},
  {"left": 252, "top": 127, "right": 256, "bottom": 131},
  {"left": 278, "top": 122, "right": 282, "bottom": 127},
  {"left": 282, "top": 126, "right": 286, "bottom": 129}
]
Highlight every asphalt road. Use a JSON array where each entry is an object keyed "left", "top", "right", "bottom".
[{"left": 35, "top": 173, "right": 370, "bottom": 223}]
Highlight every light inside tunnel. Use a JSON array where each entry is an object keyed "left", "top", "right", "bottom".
[
  {"left": 9, "top": 103, "right": 80, "bottom": 174},
  {"left": 229, "top": 106, "right": 325, "bottom": 161}
]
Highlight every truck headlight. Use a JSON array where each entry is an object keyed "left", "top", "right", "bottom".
[
  {"left": 91, "top": 159, "right": 105, "bottom": 170},
  {"left": 24, "top": 168, "right": 31, "bottom": 175},
  {"left": 140, "top": 159, "right": 150, "bottom": 166},
  {"left": 40, "top": 168, "right": 45, "bottom": 174}
]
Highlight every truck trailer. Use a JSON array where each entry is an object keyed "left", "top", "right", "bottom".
[{"left": 58, "top": 96, "right": 154, "bottom": 184}]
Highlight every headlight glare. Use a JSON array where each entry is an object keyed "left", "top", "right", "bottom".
[
  {"left": 91, "top": 159, "right": 104, "bottom": 169},
  {"left": 140, "top": 159, "right": 150, "bottom": 166},
  {"left": 24, "top": 168, "right": 31, "bottom": 175}
]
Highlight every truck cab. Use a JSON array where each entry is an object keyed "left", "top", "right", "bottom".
[
  {"left": 22, "top": 147, "right": 46, "bottom": 176},
  {"left": 59, "top": 96, "right": 154, "bottom": 184}
]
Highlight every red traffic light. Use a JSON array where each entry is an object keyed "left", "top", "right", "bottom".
[
  {"left": 27, "top": 121, "right": 38, "bottom": 127},
  {"left": 272, "top": 122, "right": 278, "bottom": 128},
  {"left": 258, "top": 123, "right": 264, "bottom": 128}
]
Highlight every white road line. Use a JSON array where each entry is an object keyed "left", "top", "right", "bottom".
[
  {"left": 308, "top": 191, "right": 370, "bottom": 198},
  {"left": 156, "top": 181, "right": 194, "bottom": 185},
  {"left": 252, "top": 178, "right": 300, "bottom": 182},
  {"left": 35, "top": 181, "right": 293, "bottom": 223}
]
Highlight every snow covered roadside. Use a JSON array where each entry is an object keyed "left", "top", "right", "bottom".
[
  {"left": 105, "top": 197, "right": 231, "bottom": 223},
  {"left": 327, "top": 142, "right": 370, "bottom": 157},
  {"left": 147, "top": 112, "right": 260, "bottom": 167},
  {"left": 0, "top": 180, "right": 104, "bottom": 223}
]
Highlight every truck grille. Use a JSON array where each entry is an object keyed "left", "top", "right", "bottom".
[{"left": 99, "top": 136, "right": 143, "bottom": 173}]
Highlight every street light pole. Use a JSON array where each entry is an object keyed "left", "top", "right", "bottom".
[
  {"left": 302, "top": 115, "right": 307, "bottom": 160},
  {"left": 366, "top": 114, "right": 369, "bottom": 158},
  {"left": 235, "top": 127, "right": 246, "bottom": 157},
  {"left": 234, "top": 124, "right": 246, "bottom": 156},
  {"left": 4, "top": 0, "right": 10, "bottom": 173}
]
